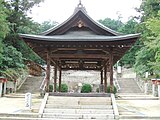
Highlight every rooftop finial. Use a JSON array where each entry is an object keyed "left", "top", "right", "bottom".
[
  {"left": 74, "top": 0, "right": 87, "bottom": 13},
  {"left": 78, "top": 0, "right": 83, "bottom": 7}
]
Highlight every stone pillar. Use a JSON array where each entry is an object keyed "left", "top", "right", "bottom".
[
  {"left": 0, "top": 82, "right": 2, "bottom": 97},
  {"left": 152, "top": 84, "right": 156, "bottom": 96},
  {"left": 158, "top": 84, "right": 160, "bottom": 98},
  {"left": 144, "top": 82, "right": 148, "bottom": 95},
  {"left": 152, "top": 79, "right": 157, "bottom": 97}
]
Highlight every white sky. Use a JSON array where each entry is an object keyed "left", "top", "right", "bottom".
[{"left": 28, "top": 0, "right": 142, "bottom": 24}]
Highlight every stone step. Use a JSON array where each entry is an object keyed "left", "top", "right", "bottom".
[
  {"left": 120, "top": 115, "right": 160, "bottom": 119},
  {"left": 0, "top": 117, "right": 41, "bottom": 120},
  {"left": 47, "top": 100, "right": 111, "bottom": 105},
  {"left": 119, "top": 111, "right": 140, "bottom": 115},
  {"left": 17, "top": 76, "right": 43, "bottom": 94},
  {"left": 47, "top": 100, "right": 79, "bottom": 105},
  {"left": 117, "top": 77, "right": 142, "bottom": 94},
  {"left": 42, "top": 113, "right": 115, "bottom": 119},
  {"left": 0, "top": 117, "right": 115, "bottom": 120},
  {"left": 47, "top": 96, "right": 111, "bottom": 105},
  {"left": 45, "top": 104, "right": 113, "bottom": 109},
  {"left": 117, "top": 96, "right": 158, "bottom": 100},
  {"left": 118, "top": 97, "right": 158, "bottom": 100},
  {"left": 48, "top": 96, "right": 111, "bottom": 101},
  {"left": 0, "top": 113, "right": 38, "bottom": 118},
  {"left": 119, "top": 119, "right": 159, "bottom": 120},
  {"left": 44, "top": 108, "right": 114, "bottom": 114}
]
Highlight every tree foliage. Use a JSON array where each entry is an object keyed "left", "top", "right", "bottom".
[
  {"left": 2, "top": 0, "right": 46, "bottom": 66},
  {"left": 144, "top": 12, "right": 160, "bottom": 77},
  {"left": 39, "top": 20, "right": 58, "bottom": 33},
  {"left": 99, "top": 18, "right": 139, "bottom": 67},
  {"left": 0, "top": 0, "right": 9, "bottom": 66},
  {"left": 133, "top": 0, "right": 160, "bottom": 77},
  {"left": 99, "top": 18, "right": 123, "bottom": 31},
  {"left": 0, "top": 0, "right": 44, "bottom": 79},
  {"left": 4, "top": 0, "right": 44, "bottom": 33},
  {"left": 119, "top": 19, "right": 140, "bottom": 66}
]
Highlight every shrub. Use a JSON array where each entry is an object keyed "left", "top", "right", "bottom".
[
  {"left": 49, "top": 84, "right": 53, "bottom": 92},
  {"left": 107, "top": 85, "right": 117, "bottom": 94},
  {"left": 56, "top": 83, "right": 68, "bottom": 92},
  {"left": 61, "top": 83, "right": 68, "bottom": 92},
  {"left": 81, "top": 84, "right": 92, "bottom": 93}
]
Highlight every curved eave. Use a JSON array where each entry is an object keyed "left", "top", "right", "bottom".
[
  {"left": 19, "top": 33, "right": 140, "bottom": 42},
  {"left": 40, "top": 9, "right": 121, "bottom": 36}
]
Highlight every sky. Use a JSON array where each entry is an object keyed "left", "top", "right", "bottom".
[{"left": 28, "top": 0, "right": 142, "bottom": 24}]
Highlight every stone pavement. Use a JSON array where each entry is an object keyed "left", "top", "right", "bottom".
[
  {"left": 117, "top": 99, "right": 160, "bottom": 115},
  {"left": 0, "top": 93, "right": 160, "bottom": 119},
  {"left": 0, "top": 93, "right": 42, "bottom": 113}
]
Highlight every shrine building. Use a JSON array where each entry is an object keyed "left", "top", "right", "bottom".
[{"left": 19, "top": 2, "right": 140, "bottom": 93}]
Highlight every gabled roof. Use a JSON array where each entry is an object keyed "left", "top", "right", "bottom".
[
  {"left": 20, "top": 33, "right": 140, "bottom": 42},
  {"left": 40, "top": 2, "right": 121, "bottom": 36},
  {"left": 19, "top": 2, "right": 140, "bottom": 70}
]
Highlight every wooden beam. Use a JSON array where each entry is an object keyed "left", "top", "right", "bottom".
[
  {"left": 59, "top": 67, "right": 62, "bottom": 92},
  {"left": 51, "top": 54, "right": 108, "bottom": 59},
  {"left": 61, "top": 67, "right": 101, "bottom": 71},
  {"left": 101, "top": 70, "right": 103, "bottom": 85},
  {"left": 104, "top": 65, "right": 107, "bottom": 93},
  {"left": 54, "top": 64, "right": 57, "bottom": 92},
  {"left": 46, "top": 50, "right": 51, "bottom": 92},
  {"left": 109, "top": 48, "right": 114, "bottom": 93}
]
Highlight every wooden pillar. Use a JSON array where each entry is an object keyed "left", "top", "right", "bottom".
[
  {"left": 54, "top": 64, "right": 57, "bottom": 92},
  {"left": 46, "top": 50, "right": 51, "bottom": 92},
  {"left": 101, "top": 70, "right": 103, "bottom": 85},
  {"left": 104, "top": 65, "right": 107, "bottom": 93},
  {"left": 59, "top": 68, "right": 62, "bottom": 92},
  {"left": 109, "top": 48, "right": 113, "bottom": 93}
]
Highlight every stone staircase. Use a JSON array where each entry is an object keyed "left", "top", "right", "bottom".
[
  {"left": 42, "top": 95, "right": 116, "bottom": 120},
  {"left": 17, "top": 76, "right": 43, "bottom": 94},
  {"left": 117, "top": 78, "right": 142, "bottom": 94},
  {"left": 0, "top": 76, "right": 44, "bottom": 120}
]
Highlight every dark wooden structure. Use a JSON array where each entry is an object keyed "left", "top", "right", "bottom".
[{"left": 19, "top": 2, "right": 140, "bottom": 92}]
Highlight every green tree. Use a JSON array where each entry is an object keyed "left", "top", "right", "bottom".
[
  {"left": 0, "top": 0, "right": 9, "bottom": 66},
  {"left": 144, "top": 12, "right": 160, "bottom": 77},
  {"left": 119, "top": 19, "right": 140, "bottom": 66},
  {"left": 99, "top": 18, "right": 140, "bottom": 67},
  {"left": 1, "top": 46, "right": 24, "bottom": 69},
  {"left": 134, "top": 0, "right": 160, "bottom": 76},
  {"left": 39, "top": 20, "right": 58, "bottom": 33},
  {"left": 98, "top": 18, "right": 123, "bottom": 31},
  {"left": 4, "top": 0, "right": 44, "bottom": 33},
  {"left": 3, "top": 0, "right": 45, "bottom": 64}
]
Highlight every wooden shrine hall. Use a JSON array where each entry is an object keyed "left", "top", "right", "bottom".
[{"left": 20, "top": 2, "right": 140, "bottom": 93}]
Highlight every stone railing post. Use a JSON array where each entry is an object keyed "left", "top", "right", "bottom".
[{"left": 144, "top": 82, "right": 148, "bottom": 95}]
